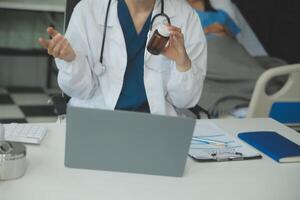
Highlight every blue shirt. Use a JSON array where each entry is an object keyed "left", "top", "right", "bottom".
[
  {"left": 195, "top": 10, "right": 241, "bottom": 36},
  {"left": 115, "top": 0, "right": 151, "bottom": 112}
]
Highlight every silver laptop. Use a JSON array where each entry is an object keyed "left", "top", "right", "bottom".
[{"left": 65, "top": 107, "right": 195, "bottom": 177}]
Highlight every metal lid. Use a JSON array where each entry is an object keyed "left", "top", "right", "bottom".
[{"left": 0, "top": 141, "right": 26, "bottom": 161}]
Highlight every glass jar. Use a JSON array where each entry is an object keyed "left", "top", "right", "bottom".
[{"left": 147, "top": 24, "right": 170, "bottom": 55}]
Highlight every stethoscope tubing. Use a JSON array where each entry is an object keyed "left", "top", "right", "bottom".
[{"left": 99, "top": 0, "right": 171, "bottom": 64}]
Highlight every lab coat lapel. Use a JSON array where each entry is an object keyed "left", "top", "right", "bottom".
[
  {"left": 143, "top": 0, "right": 177, "bottom": 114},
  {"left": 96, "top": 0, "right": 125, "bottom": 46},
  {"left": 95, "top": 0, "right": 127, "bottom": 70}
]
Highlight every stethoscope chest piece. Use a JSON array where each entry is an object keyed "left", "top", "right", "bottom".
[{"left": 93, "top": 62, "right": 106, "bottom": 76}]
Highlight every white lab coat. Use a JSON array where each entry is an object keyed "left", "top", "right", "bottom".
[{"left": 55, "top": 0, "right": 207, "bottom": 116}]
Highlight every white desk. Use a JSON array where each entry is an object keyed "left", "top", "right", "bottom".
[
  {"left": 0, "top": 0, "right": 66, "bottom": 13},
  {"left": 1, "top": 118, "right": 300, "bottom": 200}
]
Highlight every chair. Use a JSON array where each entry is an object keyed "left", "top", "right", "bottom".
[
  {"left": 64, "top": 0, "right": 81, "bottom": 31},
  {"left": 247, "top": 64, "right": 300, "bottom": 127}
]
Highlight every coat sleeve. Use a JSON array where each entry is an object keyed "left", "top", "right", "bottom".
[
  {"left": 166, "top": 7, "right": 207, "bottom": 109},
  {"left": 55, "top": 1, "right": 98, "bottom": 100}
]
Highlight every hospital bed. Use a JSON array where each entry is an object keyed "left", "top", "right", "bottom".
[
  {"left": 196, "top": 0, "right": 289, "bottom": 118},
  {"left": 248, "top": 64, "right": 300, "bottom": 128}
]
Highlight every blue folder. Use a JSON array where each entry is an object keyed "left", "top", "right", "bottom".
[{"left": 238, "top": 131, "right": 300, "bottom": 163}]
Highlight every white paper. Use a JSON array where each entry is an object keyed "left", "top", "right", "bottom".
[{"left": 189, "top": 121, "right": 260, "bottom": 160}]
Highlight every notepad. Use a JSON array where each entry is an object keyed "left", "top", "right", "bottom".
[
  {"left": 238, "top": 131, "right": 300, "bottom": 163},
  {"left": 189, "top": 121, "right": 261, "bottom": 162}
]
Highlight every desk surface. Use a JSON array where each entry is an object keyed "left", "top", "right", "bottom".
[
  {"left": 0, "top": 0, "right": 66, "bottom": 12},
  {"left": 1, "top": 118, "right": 300, "bottom": 200}
]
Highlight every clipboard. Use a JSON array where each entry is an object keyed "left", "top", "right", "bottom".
[
  {"left": 189, "top": 150, "right": 262, "bottom": 162},
  {"left": 189, "top": 121, "right": 262, "bottom": 162}
]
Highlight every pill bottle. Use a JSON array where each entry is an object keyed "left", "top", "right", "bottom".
[{"left": 147, "top": 24, "right": 170, "bottom": 55}]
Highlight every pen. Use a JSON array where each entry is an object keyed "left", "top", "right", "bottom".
[{"left": 192, "top": 137, "right": 228, "bottom": 147}]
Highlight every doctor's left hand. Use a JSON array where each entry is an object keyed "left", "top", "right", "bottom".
[{"left": 162, "top": 25, "right": 191, "bottom": 72}]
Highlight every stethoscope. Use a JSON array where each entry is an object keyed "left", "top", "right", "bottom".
[{"left": 99, "top": 0, "right": 171, "bottom": 64}]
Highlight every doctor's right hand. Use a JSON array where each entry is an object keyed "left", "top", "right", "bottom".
[{"left": 38, "top": 27, "right": 76, "bottom": 62}]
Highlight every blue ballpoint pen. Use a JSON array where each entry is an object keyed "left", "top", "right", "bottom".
[{"left": 192, "top": 137, "right": 228, "bottom": 147}]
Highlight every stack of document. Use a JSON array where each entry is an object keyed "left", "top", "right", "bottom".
[{"left": 189, "top": 121, "right": 261, "bottom": 162}]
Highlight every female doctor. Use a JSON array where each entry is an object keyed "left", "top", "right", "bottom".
[{"left": 39, "top": 0, "right": 207, "bottom": 116}]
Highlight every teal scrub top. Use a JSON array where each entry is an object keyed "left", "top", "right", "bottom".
[{"left": 115, "top": 0, "right": 152, "bottom": 113}]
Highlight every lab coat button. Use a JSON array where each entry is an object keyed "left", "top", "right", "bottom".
[{"left": 94, "top": 63, "right": 106, "bottom": 76}]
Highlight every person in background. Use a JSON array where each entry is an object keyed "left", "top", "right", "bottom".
[{"left": 187, "top": 0, "right": 241, "bottom": 38}]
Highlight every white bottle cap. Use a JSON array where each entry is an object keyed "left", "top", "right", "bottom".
[{"left": 157, "top": 24, "right": 170, "bottom": 37}]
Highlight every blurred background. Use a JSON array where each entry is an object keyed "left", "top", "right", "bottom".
[{"left": 0, "top": 0, "right": 299, "bottom": 123}]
